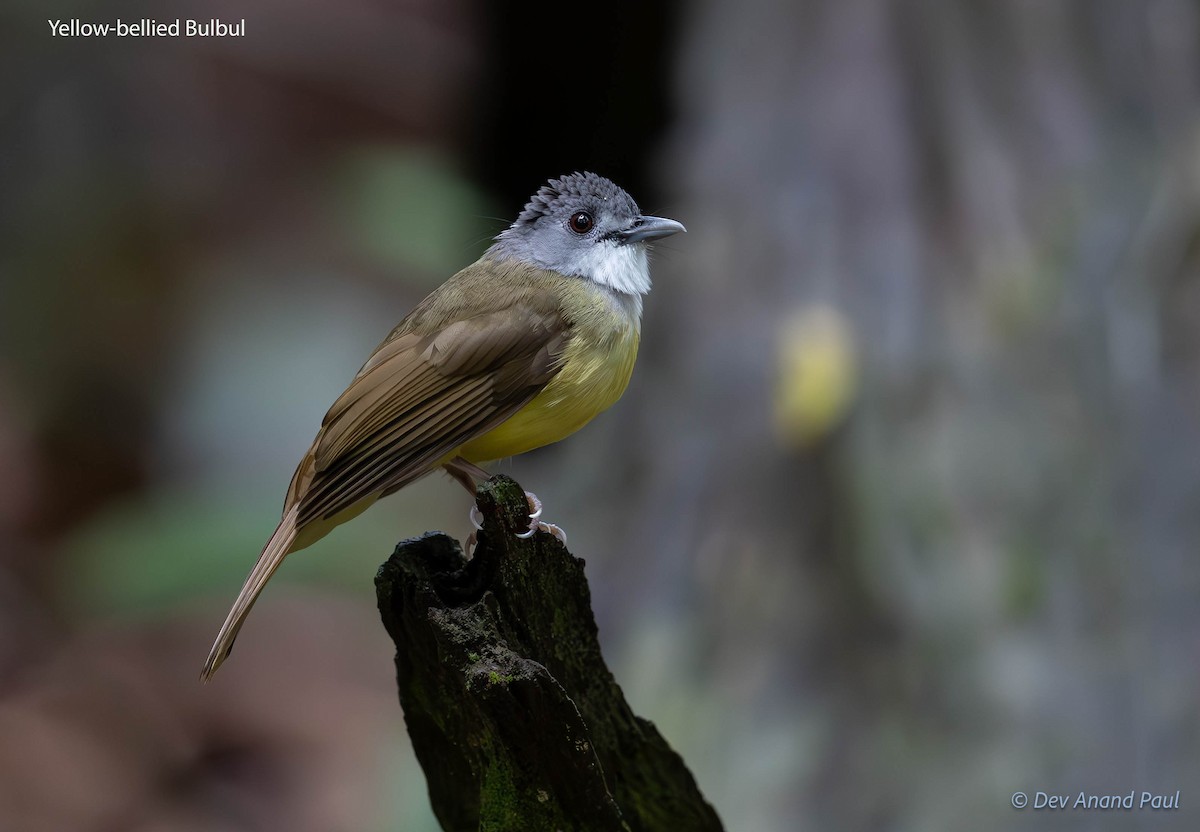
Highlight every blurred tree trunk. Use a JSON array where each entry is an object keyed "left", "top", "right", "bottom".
[{"left": 645, "top": 0, "right": 1200, "bottom": 828}]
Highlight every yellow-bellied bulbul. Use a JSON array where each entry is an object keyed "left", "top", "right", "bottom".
[{"left": 201, "top": 172, "right": 685, "bottom": 680}]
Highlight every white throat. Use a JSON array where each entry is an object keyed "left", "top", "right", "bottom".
[{"left": 573, "top": 241, "right": 652, "bottom": 297}]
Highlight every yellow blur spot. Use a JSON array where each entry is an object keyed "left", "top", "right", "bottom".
[{"left": 774, "top": 305, "right": 857, "bottom": 448}]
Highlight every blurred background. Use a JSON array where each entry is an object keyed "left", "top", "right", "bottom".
[{"left": 3, "top": 0, "right": 1200, "bottom": 829}]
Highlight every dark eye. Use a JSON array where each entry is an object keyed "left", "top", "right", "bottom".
[{"left": 569, "top": 211, "right": 594, "bottom": 234}]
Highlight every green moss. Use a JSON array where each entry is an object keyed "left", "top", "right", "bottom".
[{"left": 477, "top": 744, "right": 523, "bottom": 831}]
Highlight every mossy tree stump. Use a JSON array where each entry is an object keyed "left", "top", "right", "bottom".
[{"left": 375, "top": 475, "right": 723, "bottom": 832}]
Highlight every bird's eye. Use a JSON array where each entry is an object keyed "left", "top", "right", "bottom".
[{"left": 569, "top": 211, "right": 594, "bottom": 234}]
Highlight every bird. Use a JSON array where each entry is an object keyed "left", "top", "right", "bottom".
[{"left": 201, "top": 171, "right": 685, "bottom": 680}]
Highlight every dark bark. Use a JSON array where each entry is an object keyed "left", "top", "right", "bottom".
[{"left": 375, "top": 475, "right": 723, "bottom": 832}]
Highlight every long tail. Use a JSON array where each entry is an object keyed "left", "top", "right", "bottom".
[{"left": 200, "top": 505, "right": 300, "bottom": 682}]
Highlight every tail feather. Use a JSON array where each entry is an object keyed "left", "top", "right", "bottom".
[{"left": 200, "top": 505, "right": 300, "bottom": 682}]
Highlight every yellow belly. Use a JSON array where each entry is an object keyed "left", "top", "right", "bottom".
[{"left": 456, "top": 327, "right": 640, "bottom": 462}]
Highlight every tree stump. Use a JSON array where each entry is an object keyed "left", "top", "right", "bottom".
[{"left": 375, "top": 475, "right": 724, "bottom": 832}]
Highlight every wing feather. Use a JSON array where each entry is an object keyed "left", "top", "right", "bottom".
[{"left": 291, "top": 299, "right": 568, "bottom": 527}]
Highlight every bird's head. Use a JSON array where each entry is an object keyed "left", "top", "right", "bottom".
[{"left": 489, "top": 172, "right": 686, "bottom": 297}]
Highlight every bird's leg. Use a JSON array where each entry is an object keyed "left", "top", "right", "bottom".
[
  {"left": 442, "top": 456, "right": 565, "bottom": 544},
  {"left": 443, "top": 456, "right": 492, "bottom": 494},
  {"left": 443, "top": 457, "right": 486, "bottom": 555}
]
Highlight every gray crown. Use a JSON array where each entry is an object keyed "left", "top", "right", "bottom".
[{"left": 513, "top": 172, "right": 640, "bottom": 227}]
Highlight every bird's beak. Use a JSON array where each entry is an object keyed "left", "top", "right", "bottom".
[{"left": 618, "top": 215, "right": 687, "bottom": 245}]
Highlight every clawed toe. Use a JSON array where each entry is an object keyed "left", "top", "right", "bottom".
[
  {"left": 524, "top": 491, "right": 543, "bottom": 524},
  {"left": 538, "top": 522, "right": 567, "bottom": 546},
  {"left": 516, "top": 520, "right": 567, "bottom": 542},
  {"left": 463, "top": 505, "right": 484, "bottom": 556},
  {"left": 516, "top": 490, "right": 543, "bottom": 538}
]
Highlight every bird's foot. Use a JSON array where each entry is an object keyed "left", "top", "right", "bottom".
[
  {"left": 514, "top": 491, "right": 542, "bottom": 538},
  {"left": 515, "top": 491, "right": 567, "bottom": 544},
  {"left": 464, "top": 491, "right": 567, "bottom": 549}
]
